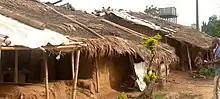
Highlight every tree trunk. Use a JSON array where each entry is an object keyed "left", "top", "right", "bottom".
[{"left": 136, "top": 82, "right": 155, "bottom": 99}]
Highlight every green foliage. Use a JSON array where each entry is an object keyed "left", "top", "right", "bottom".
[
  {"left": 117, "top": 92, "right": 127, "bottom": 99},
  {"left": 153, "top": 92, "right": 167, "bottom": 99},
  {"left": 199, "top": 67, "right": 215, "bottom": 77},
  {"left": 202, "top": 15, "right": 220, "bottom": 37},
  {"left": 144, "top": 5, "right": 160, "bottom": 16},
  {"left": 143, "top": 70, "right": 158, "bottom": 84},
  {"left": 143, "top": 73, "right": 151, "bottom": 83},
  {"left": 141, "top": 34, "right": 161, "bottom": 54}
]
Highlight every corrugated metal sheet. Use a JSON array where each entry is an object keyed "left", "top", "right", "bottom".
[
  {"left": 111, "top": 11, "right": 161, "bottom": 30},
  {"left": 110, "top": 11, "right": 176, "bottom": 34},
  {"left": 0, "top": 14, "right": 70, "bottom": 48}
]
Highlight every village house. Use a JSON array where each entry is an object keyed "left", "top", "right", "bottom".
[
  {"left": 103, "top": 10, "right": 213, "bottom": 71},
  {"left": 0, "top": 0, "right": 178, "bottom": 99}
]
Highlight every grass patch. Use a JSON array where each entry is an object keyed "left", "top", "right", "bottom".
[{"left": 153, "top": 92, "right": 166, "bottom": 99}]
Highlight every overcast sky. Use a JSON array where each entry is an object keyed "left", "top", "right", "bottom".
[{"left": 40, "top": 0, "right": 220, "bottom": 26}]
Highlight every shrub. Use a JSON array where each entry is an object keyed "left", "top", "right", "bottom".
[
  {"left": 117, "top": 92, "right": 127, "bottom": 99},
  {"left": 199, "top": 67, "right": 215, "bottom": 77}
]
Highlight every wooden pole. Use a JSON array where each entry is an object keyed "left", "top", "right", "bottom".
[
  {"left": 0, "top": 44, "right": 84, "bottom": 51},
  {"left": 73, "top": 49, "right": 80, "bottom": 99},
  {"left": 180, "top": 42, "right": 185, "bottom": 71},
  {"left": 187, "top": 45, "right": 192, "bottom": 72},
  {"left": 100, "top": 19, "right": 174, "bottom": 55},
  {"left": 43, "top": 52, "right": 49, "bottom": 99},
  {"left": 196, "top": 0, "right": 199, "bottom": 30},
  {"left": 41, "top": 3, "right": 105, "bottom": 39},
  {"left": 0, "top": 46, "right": 2, "bottom": 82},
  {"left": 165, "top": 65, "right": 169, "bottom": 82},
  {"left": 95, "top": 59, "right": 100, "bottom": 93},
  {"left": 71, "top": 51, "right": 75, "bottom": 99},
  {"left": 14, "top": 50, "right": 18, "bottom": 83}
]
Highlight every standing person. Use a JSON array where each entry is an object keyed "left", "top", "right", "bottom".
[{"left": 203, "top": 38, "right": 220, "bottom": 99}]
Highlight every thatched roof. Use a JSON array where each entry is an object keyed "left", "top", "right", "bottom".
[
  {"left": 127, "top": 12, "right": 213, "bottom": 49},
  {"left": 70, "top": 36, "right": 178, "bottom": 64},
  {"left": 0, "top": 0, "right": 178, "bottom": 64}
]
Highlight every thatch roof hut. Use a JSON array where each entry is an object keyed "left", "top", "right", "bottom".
[
  {"left": 0, "top": 0, "right": 178, "bottom": 98},
  {"left": 103, "top": 10, "right": 213, "bottom": 71}
]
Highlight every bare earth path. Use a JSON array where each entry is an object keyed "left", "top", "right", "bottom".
[
  {"left": 98, "top": 70, "right": 213, "bottom": 99},
  {"left": 162, "top": 70, "right": 213, "bottom": 99}
]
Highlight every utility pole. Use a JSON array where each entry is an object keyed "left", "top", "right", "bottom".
[{"left": 196, "top": 0, "right": 199, "bottom": 30}]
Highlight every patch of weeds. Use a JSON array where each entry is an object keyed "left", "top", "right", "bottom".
[
  {"left": 199, "top": 67, "right": 215, "bottom": 78},
  {"left": 117, "top": 92, "right": 127, "bottom": 99},
  {"left": 153, "top": 92, "right": 166, "bottom": 99}
]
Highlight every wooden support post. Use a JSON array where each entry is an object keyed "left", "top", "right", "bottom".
[
  {"left": 71, "top": 51, "right": 75, "bottom": 99},
  {"left": 180, "top": 42, "right": 186, "bottom": 71},
  {"left": 95, "top": 59, "right": 100, "bottom": 93},
  {"left": 0, "top": 46, "right": 2, "bottom": 82},
  {"left": 165, "top": 37, "right": 168, "bottom": 44},
  {"left": 43, "top": 52, "right": 49, "bottom": 99},
  {"left": 14, "top": 50, "right": 18, "bottom": 83},
  {"left": 73, "top": 49, "right": 80, "bottom": 99},
  {"left": 165, "top": 65, "right": 169, "bottom": 82},
  {"left": 207, "top": 50, "right": 210, "bottom": 61},
  {"left": 187, "top": 45, "right": 192, "bottom": 72}
]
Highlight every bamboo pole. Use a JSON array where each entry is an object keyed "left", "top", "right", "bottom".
[
  {"left": 41, "top": 3, "right": 105, "bottom": 39},
  {"left": 0, "top": 46, "right": 2, "bottom": 82},
  {"left": 71, "top": 51, "right": 75, "bottom": 99},
  {"left": 165, "top": 65, "right": 168, "bottom": 82},
  {"left": 0, "top": 44, "right": 84, "bottom": 51},
  {"left": 14, "top": 50, "right": 18, "bottom": 83},
  {"left": 187, "top": 45, "right": 192, "bottom": 72},
  {"left": 100, "top": 19, "right": 174, "bottom": 55},
  {"left": 95, "top": 59, "right": 100, "bottom": 93},
  {"left": 43, "top": 52, "right": 49, "bottom": 99},
  {"left": 73, "top": 50, "right": 80, "bottom": 99}
]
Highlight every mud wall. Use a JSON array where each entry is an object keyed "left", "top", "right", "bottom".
[
  {"left": 1, "top": 50, "right": 136, "bottom": 92},
  {"left": 96, "top": 55, "right": 133, "bottom": 90}
]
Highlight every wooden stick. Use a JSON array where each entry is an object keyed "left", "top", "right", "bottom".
[
  {"left": 41, "top": 3, "right": 105, "bottom": 39},
  {"left": 165, "top": 65, "right": 168, "bottom": 82},
  {"left": 43, "top": 52, "right": 49, "bottom": 99},
  {"left": 100, "top": 19, "right": 174, "bottom": 55},
  {"left": 95, "top": 59, "right": 100, "bottom": 93},
  {"left": 187, "top": 45, "right": 192, "bottom": 72},
  {"left": 0, "top": 46, "right": 2, "bottom": 82},
  {"left": 207, "top": 50, "right": 210, "bottom": 61},
  {"left": 180, "top": 42, "right": 185, "bottom": 71},
  {"left": 101, "top": 19, "right": 144, "bottom": 37},
  {"left": 14, "top": 50, "right": 18, "bottom": 83},
  {"left": 0, "top": 44, "right": 84, "bottom": 51},
  {"left": 0, "top": 7, "right": 46, "bottom": 30},
  {"left": 71, "top": 51, "right": 75, "bottom": 99},
  {"left": 73, "top": 50, "right": 80, "bottom": 99}
]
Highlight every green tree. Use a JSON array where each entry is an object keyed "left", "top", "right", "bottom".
[
  {"left": 144, "top": 5, "right": 159, "bottom": 16},
  {"left": 201, "top": 15, "right": 220, "bottom": 37},
  {"left": 136, "top": 34, "right": 161, "bottom": 99}
]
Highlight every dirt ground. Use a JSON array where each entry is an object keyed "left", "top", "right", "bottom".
[
  {"left": 0, "top": 71, "right": 213, "bottom": 99},
  {"left": 161, "top": 70, "right": 213, "bottom": 99},
  {"left": 98, "top": 70, "right": 214, "bottom": 99}
]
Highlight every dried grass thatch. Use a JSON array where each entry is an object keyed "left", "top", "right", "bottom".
[
  {"left": 127, "top": 11, "right": 213, "bottom": 49},
  {"left": 0, "top": 0, "right": 178, "bottom": 65},
  {"left": 70, "top": 36, "right": 137, "bottom": 58},
  {"left": 69, "top": 36, "right": 178, "bottom": 65}
]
